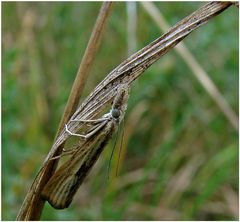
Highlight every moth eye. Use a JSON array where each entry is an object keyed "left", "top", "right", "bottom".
[{"left": 111, "top": 108, "right": 120, "bottom": 118}]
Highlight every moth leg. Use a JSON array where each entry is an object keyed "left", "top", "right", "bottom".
[
  {"left": 65, "top": 120, "right": 108, "bottom": 139},
  {"left": 83, "top": 120, "right": 108, "bottom": 139},
  {"left": 50, "top": 148, "right": 76, "bottom": 160},
  {"left": 65, "top": 125, "right": 87, "bottom": 138},
  {"left": 70, "top": 116, "right": 109, "bottom": 124}
]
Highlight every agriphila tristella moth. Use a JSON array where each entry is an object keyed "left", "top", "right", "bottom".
[{"left": 41, "top": 84, "right": 129, "bottom": 209}]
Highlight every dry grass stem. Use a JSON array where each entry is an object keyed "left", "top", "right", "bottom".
[
  {"left": 141, "top": 1, "right": 238, "bottom": 131},
  {"left": 127, "top": 2, "right": 137, "bottom": 56},
  {"left": 17, "top": 2, "right": 112, "bottom": 220},
  {"left": 17, "top": 2, "right": 233, "bottom": 220}
]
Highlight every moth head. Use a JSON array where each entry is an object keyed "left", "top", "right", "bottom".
[{"left": 111, "top": 108, "right": 121, "bottom": 119}]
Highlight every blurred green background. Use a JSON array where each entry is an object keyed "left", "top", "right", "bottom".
[{"left": 2, "top": 2, "right": 238, "bottom": 220}]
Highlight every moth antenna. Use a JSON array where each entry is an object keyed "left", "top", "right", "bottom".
[
  {"left": 116, "top": 118, "right": 125, "bottom": 176},
  {"left": 107, "top": 123, "right": 120, "bottom": 180}
]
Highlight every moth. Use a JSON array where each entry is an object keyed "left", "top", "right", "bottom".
[{"left": 41, "top": 84, "right": 129, "bottom": 209}]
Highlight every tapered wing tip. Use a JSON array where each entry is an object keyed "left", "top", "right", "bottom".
[{"left": 41, "top": 191, "right": 70, "bottom": 209}]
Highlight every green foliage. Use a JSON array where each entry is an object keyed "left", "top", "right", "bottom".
[{"left": 2, "top": 2, "right": 238, "bottom": 220}]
